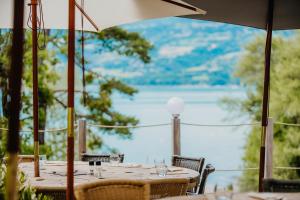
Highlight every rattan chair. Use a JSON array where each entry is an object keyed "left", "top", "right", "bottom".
[
  {"left": 18, "top": 155, "right": 35, "bottom": 163},
  {"left": 172, "top": 155, "right": 205, "bottom": 193},
  {"left": 198, "top": 164, "right": 215, "bottom": 194},
  {"left": 148, "top": 178, "right": 189, "bottom": 199},
  {"left": 263, "top": 178, "right": 300, "bottom": 192},
  {"left": 3, "top": 155, "right": 35, "bottom": 163},
  {"left": 36, "top": 187, "right": 66, "bottom": 200},
  {"left": 81, "top": 153, "right": 124, "bottom": 163},
  {"left": 75, "top": 179, "right": 150, "bottom": 200}
]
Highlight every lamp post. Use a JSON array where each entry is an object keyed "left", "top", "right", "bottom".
[{"left": 166, "top": 97, "right": 184, "bottom": 156}]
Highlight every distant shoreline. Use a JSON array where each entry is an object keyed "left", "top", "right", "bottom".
[{"left": 131, "top": 84, "right": 244, "bottom": 90}]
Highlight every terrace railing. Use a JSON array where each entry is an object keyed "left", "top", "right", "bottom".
[{"left": 0, "top": 117, "right": 300, "bottom": 177}]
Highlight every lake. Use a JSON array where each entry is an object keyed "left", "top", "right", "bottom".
[{"left": 98, "top": 85, "right": 250, "bottom": 190}]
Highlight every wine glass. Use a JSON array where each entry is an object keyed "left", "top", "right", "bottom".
[{"left": 110, "top": 154, "right": 120, "bottom": 165}]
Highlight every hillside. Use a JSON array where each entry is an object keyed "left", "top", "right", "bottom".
[{"left": 86, "top": 17, "right": 277, "bottom": 86}]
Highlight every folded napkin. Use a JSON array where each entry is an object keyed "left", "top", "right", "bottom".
[
  {"left": 109, "top": 163, "right": 122, "bottom": 167},
  {"left": 167, "top": 172, "right": 189, "bottom": 175},
  {"left": 248, "top": 192, "right": 283, "bottom": 200},
  {"left": 149, "top": 171, "right": 188, "bottom": 175},
  {"left": 74, "top": 161, "right": 88, "bottom": 165},
  {"left": 168, "top": 167, "right": 183, "bottom": 172},
  {"left": 141, "top": 165, "right": 154, "bottom": 169},
  {"left": 44, "top": 161, "right": 66, "bottom": 166},
  {"left": 122, "top": 163, "right": 142, "bottom": 168},
  {"left": 44, "top": 161, "right": 87, "bottom": 166},
  {"left": 150, "top": 169, "right": 158, "bottom": 174},
  {"left": 51, "top": 170, "right": 87, "bottom": 176}
]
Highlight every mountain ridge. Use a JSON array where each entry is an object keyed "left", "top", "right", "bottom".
[{"left": 87, "top": 17, "right": 268, "bottom": 86}]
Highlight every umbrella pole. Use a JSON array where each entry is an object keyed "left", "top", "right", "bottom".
[
  {"left": 67, "top": 0, "right": 75, "bottom": 199},
  {"left": 30, "top": 0, "right": 40, "bottom": 178},
  {"left": 80, "top": 0, "right": 86, "bottom": 106},
  {"left": 259, "top": 0, "right": 274, "bottom": 192},
  {"left": 5, "top": 0, "right": 25, "bottom": 199}
]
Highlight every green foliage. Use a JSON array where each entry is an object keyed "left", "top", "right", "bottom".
[
  {"left": 18, "top": 171, "right": 53, "bottom": 200},
  {"left": 0, "top": 159, "right": 52, "bottom": 200},
  {"left": 74, "top": 28, "right": 151, "bottom": 150},
  {"left": 96, "top": 27, "right": 152, "bottom": 63},
  {"left": 0, "top": 27, "right": 152, "bottom": 159},
  {"left": 223, "top": 31, "right": 300, "bottom": 191}
]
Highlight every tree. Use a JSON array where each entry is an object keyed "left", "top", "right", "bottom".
[
  {"left": 0, "top": 27, "right": 152, "bottom": 159},
  {"left": 223, "top": 31, "right": 300, "bottom": 191}
]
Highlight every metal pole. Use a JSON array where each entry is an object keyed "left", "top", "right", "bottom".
[
  {"left": 78, "top": 119, "right": 87, "bottom": 160},
  {"left": 265, "top": 117, "right": 273, "bottom": 179},
  {"left": 67, "top": 0, "right": 75, "bottom": 198},
  {"left": 80, "top": 1, "right": 86, "bottom": 106},
  {"left": 75, "top": 2, "right": 99, "bottom": 31},
  {"left": 172, "top": 115, "right": 181, "bottom": 155},
  {"left": 30, "top": 0, "right": 40, "bottom": 177},
  {"left": 259, "top": 0, "right": 274, "bottom": 192},
  {"left": 5, "top": 0, "right": 25, "bottom": 199}
]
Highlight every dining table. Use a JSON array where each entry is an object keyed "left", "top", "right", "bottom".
[
  {"left": 159, "top": 192, "right": 300, "bottom": 200},
  {"left": 19, "top": 161, "right": 200, "bottom": 190}
]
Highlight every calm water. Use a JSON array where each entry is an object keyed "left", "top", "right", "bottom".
[{"left": 97, "top": 86, "right": 249, "bottom": 189}]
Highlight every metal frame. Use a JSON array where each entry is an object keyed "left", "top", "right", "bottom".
[
  {"left": 259, "top": 0, "right": 274, "bottom": 192},
  {"left": 29, "top": 0, "right": 40, "bottom": 178}
]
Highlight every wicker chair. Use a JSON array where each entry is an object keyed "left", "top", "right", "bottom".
[
  {"left": 18, "top": 155, "right": 35, "bottom": 163},
  {"left": 263, "top": 178, "right": 300, "bottom": 192},
  {"left": 81, "top": 153, "right": 124, "bottom": 163},
  {"left": 75, "top": 179, "right": 150, "bottom": 200},
  {"left": 198, "top": 164, "right": 215, "bottom": 194},
  {"left": 36, "top": 187, "right": 66, "bottom": 200},
  {"left": 148, "top": 178, "right": 189, "bottom": 199},
  {"left": 3, "top": 155, "right": 35, "bottom": 163},
  {"left": 172, "top": 155, "right": 205, "bottom": 193}
]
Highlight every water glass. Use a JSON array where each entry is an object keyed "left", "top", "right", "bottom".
[
  {"left": 110, "top": 154, "right": 120, "bottom": 164},
  {"left": 39, "top": 155, "right": 47, "bottom": 168},
  {"left": 89, "top": 161, "right": 95, "bottom": 175},
  {"left": 95, "top": 161, "right": 102, "bottom": 178},
  {"left": 154, "top": 159, "right": 168, "bottom": 177}
]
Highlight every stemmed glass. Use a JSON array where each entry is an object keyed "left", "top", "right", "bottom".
[
  {"left": 154, "top": 159, "right": 168, "bottom": 177},
  {"left": 110, "top": 154, "right": 120, "bottom": 165}
]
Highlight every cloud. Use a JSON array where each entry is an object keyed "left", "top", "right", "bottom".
[
  {"left": 85, "top": 43, "right": 96, "bottom": 51},
  {"left": 90, "top": 52, "right": 122, "bottom": 65},
  {"left": 218, "top": 52, "right": 242, "bottom": 61},
  {"left": 208, "top": 63, "right": 219, "bottom": 72},
  {"left": 192, "top": 75, "right": 209, "bottom": 82},
  {"left": 208, "top": 43, "right": 218, "bottom": 51},
  {"left": 190, "top": 21, "right": 223, "bottom": 29},
  {"left": 173, "top": 30, "right": 193, "bottom": 38},
  {"left": 187, "top": 52, "right": 241, "bottom": 74},
  {"left": 159, "top": 45, "right": 194, "bottom": 58},
  {"left": 92, "top": 67, "right": 143, "bottom": 78},
  {"left": 187, "top": 65, "right": 209, "bottom": 72}
]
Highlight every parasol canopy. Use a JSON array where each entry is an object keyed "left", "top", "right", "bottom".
[
  {"left": 182, "top": 0, "right": 300, "bottom": 30},
  {"left": 0, "top": 0, "right": 206, "bottom": 32}
]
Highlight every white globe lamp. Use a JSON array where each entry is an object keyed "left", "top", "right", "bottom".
[
  {"left": 166, "top": 97, "right": 184, "bottom": 156},
  {"left": 166, "top": 97, "right": 185, "bottom": 116}
]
